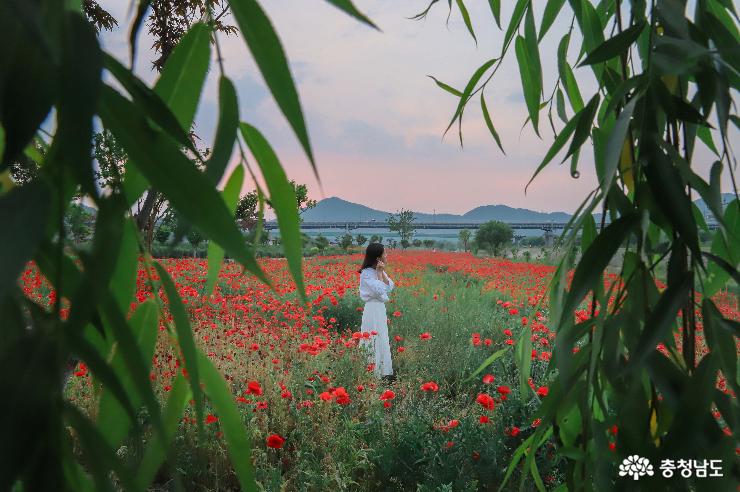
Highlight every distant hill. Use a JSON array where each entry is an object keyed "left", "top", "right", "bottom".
[{"left": 299, "top": 196, "right": 573, "bottom": 223}]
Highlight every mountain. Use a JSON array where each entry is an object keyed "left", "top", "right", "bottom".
[
  {"left": 463, "top": 205, "right": 571, "bottom": 222},
  {"left": 298, "top": 196, "right": 572, "bottom": 223}
]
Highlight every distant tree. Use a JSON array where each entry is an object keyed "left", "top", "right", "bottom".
[
  {"left": 8, "top": 138, "right": 44, "bottom": 186},
  {"left": 93, "top": 129, "right": 127, "bottom": 194},
  {"left": 155, "top": 225, "right": 171, "bottom": 245},
  {"left": 474, "top": 221, "right": 513, "bottom": 256},
  {"left": 187, "top": 227, "right": 204, "bottom": 256},
  {"left": 293, "top": 180, "right": 317, "bottom": 219},
  {"left": 370, "top": 234, "right": 381, "bottom": 243},
  {"left": 400, "top": 239, "right": 410, "bottom": 249},
  {"left": 66, "top": 203, "right": 94, "bottom": 243},
  {"left": 458, "top": 229, "right": 471, "bottom": 251},
  {"left": 315, "top": 235, "right": 329, "bottom": 251},
  {"left": 387, "top": 209, "right": 416, "bottom": 244},
  {"left": 339, "top": 233, "right": 353, "bottom": 250},
  {"left": 235, "top": 192, "right": 260, "bottom": 231},
  {"left": 412, "top": 239, "right": 422, "bottom": 247},
  {"left": 422, "top": 239, "right": 435, "bottom": 249},
  {"left": 355, "top": 234, "right": 367, "bottom": 246}
]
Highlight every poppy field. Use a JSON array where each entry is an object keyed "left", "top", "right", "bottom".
[{"left": 23, "top": 250, "right": 738, "bottom": 490}]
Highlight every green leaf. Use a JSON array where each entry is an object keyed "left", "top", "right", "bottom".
[
  {"left": 480, "top": 93, "right": 505, "bottom": 154},
  {"left": 427, "top": 75, "right": 463, "bottom": 97},
  {"left": 241, "top": 123, "right": 307, "bottom": 304},
  {"left": 443, "top": 58, "right": 497, "bottom": 139},
  {"left": 136, "top": 373, "right": 190, "bottom": 489},
  {"left": 153, "top": 262, "right": 204, "bottom": 433},
  {"left": 599, "top": 96, "right": 637, "bottom": 193},
  {"left": 63, "top": 403, "right": 140, "bottom": 492},
  {"left": 464, "top": 347, "right": 509, "bottom": 382},
  {"left": 525, "top": 102, "right": 588, "bottom": 192},
  {"left": 97, "top": 300, "right": 159, "bottom": 448},
  {"left": 207, "top": 77, "right": 239, "bottom": 185},
  {"left": 325, "top": 0, "right": 378, "bottom": 30},
  {"left": 539, "top": 0, "right": 566, "bottom": 42},
  {"left": 205, "top": 165, "right": 244, "bottom": 296},
  {"left": 0, "top": 181, "right": 50, "bottom": 302},
  {"left": 643, "top": 144, "right": 701, "bottom": 256},
  {"left": 98, "top": 85, "right": 271, "bottom": 286},
  {"left": 631, "top": 271, "right": 692, "bottom": 368},
  {"left": 515, "top": 35, "right": 541, "bottom": 136},
  {"left": 198, "top": 352, "right": 257, "bottom": 492},
  {"left": 556, "top": 88, "right": 567, "bottom": 123},
  {"left": 109, "top": 218, "right": 139, "bottom": 314},
  {"left": 562, "top": 63, "right": 584, "bottom": 112},
  {"left": 228, "top": 0, "right": 317, "bottom": 178},
  {"left": 562, "top": 93, "right": 600, "bottom": 161},
  {"left": 524, "top": 4, "right": 543, "bottom": 121},
  {"left": 455, "top": 0, "right": 476, "bottom": 44},
  {"left": 52, "top": 12, "right": 102, "bottom": 197},
  {"left": 103, "top": 53, "right": 196, "bottom": 155},
  {"left": 579, "top": 20, "right": 645, "bottom": 66},
  {"left": 0, "top": 3, "right": 54, "bottom": 167},
  {"left": 153, "top": 22, "right": 210, "bottom": 130},
  {"left": 515, "top": 323, "right": 533, "bottom": 400},
  {"left": 704, "top": 299, "right": 739, "bottom": 396},
  {"left": 488, "top": 0, "right": 501, "bottom": 29},
  {"left": 704, "top": 200, "right": 740, "bottom": 296},
  {"left": 66, "top": 329, "right": 140, "bottom": 446},
  {"left": 128, "top": 0, "right": 152, "bottom": 69},
  {"left": 697, "top": 125, "right": 720, "bottom": 156},
  {"left": 99, "top": 293, "right": 167, "bottom": 445},
  {"left": 502, "top": 0, "right": 529, "bottom": 53},
  {"left": 559, "top": 213, "right": 640, "bottom": 327}
]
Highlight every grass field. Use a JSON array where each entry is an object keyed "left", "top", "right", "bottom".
[{"left": 23, "top": 250, "right": 737, "bottom": 490}]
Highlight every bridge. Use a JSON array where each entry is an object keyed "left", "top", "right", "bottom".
[
  {"left": 262, "top": 220, "right": 720, "bottom": 247},
  {"left": 263, "top": 221, "right": 572, "bottom": 232}
]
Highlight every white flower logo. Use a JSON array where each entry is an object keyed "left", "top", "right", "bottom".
[{"left": 619, "top": 455, "right": 654, "bottom": 480}]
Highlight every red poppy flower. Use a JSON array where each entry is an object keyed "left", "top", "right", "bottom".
[
  {"left": 379, "top": 390, "right": 396, "bottom": 400},
  {"left": 266, "top": 433, "right": 285, "bottom": 449},
  {"left": 205, "top": 414, "right": 218, "bottom": 424},
  {"left": 482, "top": 374, "right": 495, "bottom": 384},
  {"left": 421, "top": 381, "right": 439, "bottom": 392},
  {"left": 479, "top": 415, "right": 490, "bottom": 424},
  {"left": 476, "top": 393, "right": 495, "bottom": 410},
  {"left": 497, "top": 385, "right": 511, "bottom": 400},
  {"left": 392, "top": 310, "right": 402, "bottom": 317},
  {"left": 536, "top": 386, "right": 549, "bottom": 397},
  {"left": 420, "top": 332, "right": 432, "bottom": 340},
  {"left": 246, "top": 381, "right": 263, "bottom": 396},
  {"left": 508, "top": 426, "right": 520, "bottom": 437}
]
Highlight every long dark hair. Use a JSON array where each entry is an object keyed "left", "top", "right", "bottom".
[{"left": 358, "top": 242, "right": 384, "bottom": 273}]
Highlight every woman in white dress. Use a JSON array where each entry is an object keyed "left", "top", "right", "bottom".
[{"left": 357, "top": 242, "right": 396, "bottom": 381}]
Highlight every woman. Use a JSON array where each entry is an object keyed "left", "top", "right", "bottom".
[{"left": 357, "top": 242, "right": 396, "bottom": 381}]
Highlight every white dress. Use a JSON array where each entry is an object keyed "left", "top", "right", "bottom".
[{"left": 358, "top": 267, "right": 395, "bottom": 378}]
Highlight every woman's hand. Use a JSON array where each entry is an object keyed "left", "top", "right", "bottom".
[{"left": 376, "top": 260, "right": 385, "bottom": 271}]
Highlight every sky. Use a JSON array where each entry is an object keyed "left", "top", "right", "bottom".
[{"left": 98, "top": 0, "right": 730, "bottom": 217}]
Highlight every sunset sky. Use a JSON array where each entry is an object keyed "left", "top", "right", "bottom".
[{"left": 98, "top": 0, "right": 728, "bottom": 217}]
